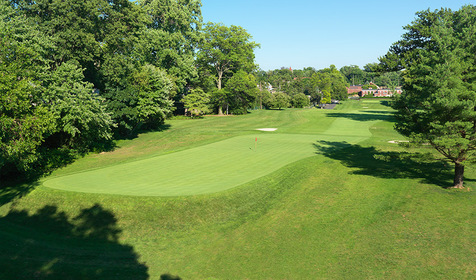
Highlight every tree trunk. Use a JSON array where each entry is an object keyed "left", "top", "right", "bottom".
[
  {"left": 217, "top": 70, "right": 223, "bottom": 90},
  {"left": 217, "top": 70, "right": 224, "bottom": 115},
  {"left": 453, "top": 162, "right": 464, "bottom": 188}
]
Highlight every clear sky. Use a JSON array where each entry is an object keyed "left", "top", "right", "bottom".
[{"left": 200, "top": 0, "right": 474, "bottom": 71}]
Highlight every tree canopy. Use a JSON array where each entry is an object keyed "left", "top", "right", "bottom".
[
  {"left": 182, "top": 88, "right": 211, "bottom": 117},
  {"left": 379, "top": 5, "right": 476, "bottom": 188},
  {"left": 311, "top": 65, "right": 348, "bottom": 101},
  {"left": 0, "top": 1, "right": 115, "bottom": 178},
  {"left": 0, "top": 0, "right": 269, "bottom": 179},
  {"left": 196, "top": 22, "right": 259, "bottom": 114}
]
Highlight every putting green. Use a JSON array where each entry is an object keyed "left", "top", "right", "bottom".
[{"left": 43, "top": 108, "right": 380, "bottom": 196}]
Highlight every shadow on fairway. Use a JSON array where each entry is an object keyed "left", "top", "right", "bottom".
[
  {"left": 314, "top": 141, "right": 455, "bottom": 188},
  {"left": 160, "top": 273, "right": 182, "bottom": 280},
  {"left": 326, "top": 111, "right": 394, "bottom": 122},
  {"left": 116, "top": 123, "right": 172, "bottom": 141},
  {"left": 380, "top": 100, "right": 393, "bottom": 107},
  {"left": 0, "top": 181, "right": 39, "bottom": 207},
  {"left": 0, "top": 204, "right": 149, "bottom": 279}
]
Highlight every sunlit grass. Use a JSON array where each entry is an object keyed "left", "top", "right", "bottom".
[{"left": 1, "top": 100, "right": 474, "bottom": 279}]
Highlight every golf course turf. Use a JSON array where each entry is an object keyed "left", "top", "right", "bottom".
[
  {"left": 1, "top": 99, "right": 474, "bottom": 279},
  {"left": 43, "top": 105, "right": 384, "bottom": 196}
]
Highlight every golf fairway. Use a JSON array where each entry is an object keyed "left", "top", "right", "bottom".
[{"left": 43, "top": 109, "right": 379, "bottom": 196}]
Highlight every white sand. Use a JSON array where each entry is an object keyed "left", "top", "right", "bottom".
[
  {"left": 388, "top": 140, "right": 410, "bottom": 144},
  {"left": 256, "top": 128, "right": 278, "bottom": 131}
]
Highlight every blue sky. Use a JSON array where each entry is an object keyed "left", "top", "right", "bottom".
[{"left": 201, "top": 0, "right": 474, "bottom": 71}]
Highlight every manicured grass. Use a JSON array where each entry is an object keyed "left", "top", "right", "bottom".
[
  {"left": 1, "top": 100, "right": 474, "bottom": 279},
  {"left": 43, "top": 102, "right": 384, "bottom": 196}
]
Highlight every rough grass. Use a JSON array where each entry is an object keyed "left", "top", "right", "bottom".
[{"left": 1, "top": 100, "right": 474, "bottom": 279}]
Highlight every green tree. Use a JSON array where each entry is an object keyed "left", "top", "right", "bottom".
[
  {"left": 312, "top": 65, "right": 348, "bottom": 101},
  {"left": 256, "top": 88, "right": 272, "bottom": 109},
  {"left": 105, "top": 65, "right": 175, "bottom": 136},
  {"left": 270, "top": 92, "right": 291, "bottom": 110},
  {"left": 182, "top": 88, "right": 211, "bottom": 117},
  {"left": 138, "top": 0, "right": 202, "bottom": 92},
  {"left": 292, "top": 93, "right": 310, "bottom": 108},
  {"left": 340, "top": 65, "right": 366, "bottom": 85},
  {"left": 209, "top": 89, "right": 228, "bottom": 115},
  {"left": 363, "top": 62, "right": 379, "bottom": 82},
  {"left": 379, "top": 5, "right": 476, "bottom": 188},
  {"left": 11, "top": 0, "right": 146, "bottom": 90},
  {"left": 1, "top": 0, "right": 119, "bottom": 178},
  {"left": 0, "top": 38, "right": 55, "bottom": 176},
  {"left": 43, "top": 62, "right": 113, "bottom": 151},
  {"left": 197, "top": 22, "right": 260, "bottom": 114},
  {"left": 225, "top": 70, "right": 258, "bottom": 114},
  {"left": 320, "top": 90, "right": 332, "bottom": 105}
]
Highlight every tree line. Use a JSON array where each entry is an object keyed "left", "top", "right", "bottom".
[
  {"left": 0, "top": 0, "right": 261, "bottom": 180},
  {"left": 0, "top": 0, "right": 392, "bottom": 180},
  {"left": 250, "top": 64, "right": 402, "bottom": 110}
]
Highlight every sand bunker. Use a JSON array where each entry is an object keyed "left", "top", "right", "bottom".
[
  {"left": 256, "top": 128, "right": 278, "bottom": 131},
  {"left": 388, "top": 140, "right": 410, "bottom": 144}
]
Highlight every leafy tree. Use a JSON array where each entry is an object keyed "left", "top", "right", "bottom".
[
  {"left": 312, "top": 65, "right": 348, "bottom": 101},
  {"left": 0, "top": 4, "right": 54, "bottom": 176},
  {"left": 267, "top": 68, "right": 293, "bottom": 91},
  {"left": 0, "top": 43, "right": 55, "bottom": 176},
  {"left": 209, "top": 89, "right": 229, "bottom": 115},
  {"left": 363, "top": 62, "right": 379, "bottom": 82},
  {"left": 0, "top": 5, "right": 116, "bottom": 177},
  {"left": 270, "top": 92, "right": 291, "bottom": 110},
  {"left": 10, "top": 0, "right": 147, "bottom": 90},
  {"left": 138, "top": 0, "right": 202, "bottom": 92},
  {"left": 292, "top": 93, "right": 310, "bottom": 108},
  {"left": 340, "top": 65, "right": 366, "bottom": 85},
  {"left": 320, "top": 90, "right": 332, "bottom": 105},
  {"left": 43, "top": 62, "right": 113, "bottom": 151},
  {"left": 379, "top": 5, "right": 476, "bottom": 188},
  {"left": 255, "top": 88, "right": 272, "bottom": 109},
  {"left": 106, "top": 65, "right": 175, "bottom": 136},
  {"left": 225, "top": 70, "right": 258, "bottom": 114},
  {"left": 182, "top": 88, "right": 211, "bottom": 117},
  {"left": 197, "top": 22, "right": 259, "bottom": 114}
]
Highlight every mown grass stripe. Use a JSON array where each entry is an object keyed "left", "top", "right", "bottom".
[{"left": 43, "top": 131, "right": 371, "bottom": 196}]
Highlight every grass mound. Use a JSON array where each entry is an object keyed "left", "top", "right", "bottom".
[{"left": 1, "top": 100, "right": 474, "bottom": 279}]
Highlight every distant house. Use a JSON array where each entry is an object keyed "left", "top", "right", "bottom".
[
  {"left": 361, "top": 88, "right": 378, "bottom": 96},
  {"left": 347, "top": 85, "right": 362, "bottom": 94},
  {"left": 374, "top": 87, "right": 402, "bottom": 97},
  {"left": 354, "top": 84, "right": 402, "bottom": 97}
]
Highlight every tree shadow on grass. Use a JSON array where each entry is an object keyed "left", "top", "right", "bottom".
[
  {"left": 380, "top": 100, "right": 393, "bottom": 108},
  {"left": 116, "top": 123, "right": 172, "bottom": 141},
  {"left": 326, "top": 111, "right": 394, "bottom": 122},
  {"left": 0, "top": 180, "right": 39, "bottom": 207},
  {"left": 0, "top": 204, "right": 149, "bottom": 279},
  {"left": 160, "top": 273, "right": 182, "bottom": 280},
  {"left": 314, "top": 141, "right": 455, "bottom": 188}
]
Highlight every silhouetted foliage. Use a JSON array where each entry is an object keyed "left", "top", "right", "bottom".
[
  {"left": 0, "top": 182, "right": 38, "bottom": 206},
  {"left": 160, "top": 273, "right": 182, "bottom": 280},
  {"left": 326, "top": 111, "right": 394, "bottom": 122},
  {"left": 0, "top": 204, "right": 148, "bottom": 279},
  {"left": 314, "top": 141, "right": 462, "bottom": 188}
]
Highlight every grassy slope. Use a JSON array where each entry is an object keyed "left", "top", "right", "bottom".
[
  {"left": 43, "top": 103, "right": 378, "bottom": 196},
  {"left": 1, "top": 100, "right": 474, "bottom": 279}
]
